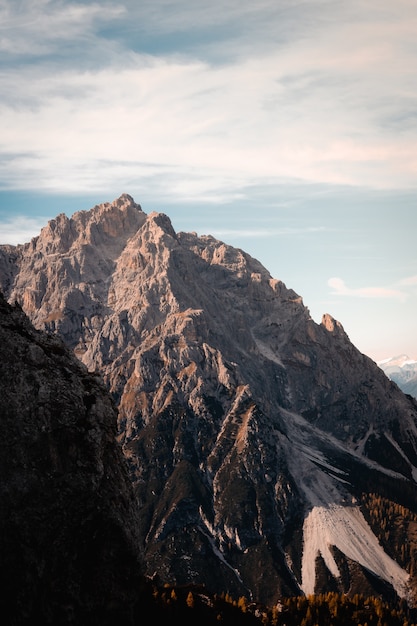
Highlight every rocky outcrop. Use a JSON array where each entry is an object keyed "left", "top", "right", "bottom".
[
  {"left": 0, "top": 293, "right": 145, "bottom": 625},
  {"left": 2, "top": 195, "right": 417, "bottom": 605}
]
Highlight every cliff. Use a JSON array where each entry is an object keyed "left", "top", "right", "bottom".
[{"left": 2, "top": 194, "right": 417, "bottom": 605}]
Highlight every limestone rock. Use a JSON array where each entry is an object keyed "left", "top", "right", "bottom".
[{"left": 2, "top": 195, "right": 417, "bottom": 605}]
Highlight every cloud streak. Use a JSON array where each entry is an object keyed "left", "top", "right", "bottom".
[
  {"left": 399, "top": 275, "right": 417, "bottom": 287},
  {"left": 0, "top": 0, "right": 125, "bottom": 57},
  {"left": 0, "top": 216, "right": 47, "bottom": 246},
  {"left": 328, "top": 277, "right": 409, "bottom": 302}
]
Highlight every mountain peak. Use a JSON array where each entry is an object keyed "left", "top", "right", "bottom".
[
  {"left": 76, "top": 193, "right": 145, "bottom": 232},
  {"left": 378, "top": 354, "right": 417, "bottom": 399},
  {"left": 112, "top": 192, "right": 138, "bottom": 207},
  {"left": 378, "top": 354, "right": 415, "bottom": 367},
  {"left": 321, "top": 312, "right": 346, "bottom": 335},
  {"left": 2, "top": 195, "right": 417, "bottom": 605},
  {"left": 36, "top": 194, "right": 146, "bottom": 256},
  {"left": 86, "top": 192, "right": 143, "bottom": 220}
]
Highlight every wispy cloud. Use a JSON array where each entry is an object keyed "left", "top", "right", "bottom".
[
  {"left": 0, "top": 0, "right": 125, "bottom": 57},
  {"left": 0, "top": 1, "right": 417, "bottom": 199},
  {"left": 328, "top": 277, "right": 408, "bottom": 302},
  {"left": 0, "top": 216, "right": 47, "bottom": 245},
  {"left": 399, "top": 275, "right": 417, "bottom": 287}
]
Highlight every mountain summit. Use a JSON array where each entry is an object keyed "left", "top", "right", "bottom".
[
  {"left": 378, "top": 355, "right": 417, "bottom": 399},
  {"left": 2, "top": 194, "right": 417, "bottom": 605}
]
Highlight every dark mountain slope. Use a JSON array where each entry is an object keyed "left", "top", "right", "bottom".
[{"left": 0, "top": 293, "right": 146, "bottom": 625}]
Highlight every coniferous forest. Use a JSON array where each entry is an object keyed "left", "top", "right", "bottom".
[{"left": 147, "top": 584, "right": 417, "bottom": 626}]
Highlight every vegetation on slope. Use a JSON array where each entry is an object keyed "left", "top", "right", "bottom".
[{"left": 148, "top": 584, "right": 417, "bottom": 626}]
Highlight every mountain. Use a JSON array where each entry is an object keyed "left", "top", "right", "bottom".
[
  {"left": 378, "top": 355, "right": 417, "bottom": 399},
  {"left": 0, "top": 293, "right": 266, "bottom": 626},
  {"left": 0, "top": 292, "right": 146, "bottom": 625},
  {"left": 2, "top": 194, "right": 417, "bottom": 607},
  {"left": 403, "top": 377, "right": 417, "bottom": 399}
]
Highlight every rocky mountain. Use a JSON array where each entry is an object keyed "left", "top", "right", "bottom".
[
  {"left": 0, "top": 292, "right": 146, "bottom": 625},
  {"left": 378, "top": 355, "right": 417, "bottom": 399},
  {"left": 0, "top": 293, "right": 265, "bottom": 626},
  {"left": 2, "top": 194, "right": 417, "bottom": 607}
]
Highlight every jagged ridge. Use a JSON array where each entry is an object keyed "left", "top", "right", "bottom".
[{"left": 2, "top": 195, "right": 417, "bottom": 605}]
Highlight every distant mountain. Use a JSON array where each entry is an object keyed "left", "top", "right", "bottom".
[
  {"left": 403, "top": 377, "right": 417, "bottom": 399},
  {"left": 378, "top": 355, "right": 417, "bottom": 399},
  {"left": 2, "top": 194, "right": 417, "bottom": 607}
]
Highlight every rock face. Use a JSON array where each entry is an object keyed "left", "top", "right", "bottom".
[
  {"left": 0, "top": 293, "right": 145, "bottom": 625},
  {"left": 2, "top": 194, "right": 417, "bottom": 606}
]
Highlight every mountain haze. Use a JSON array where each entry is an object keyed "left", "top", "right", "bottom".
[
  {"left": 378, "top": 355, "right": 417, "bottom": 400},
  {"left": 2, "top": 194, "right": 417, "bottom": 606}
]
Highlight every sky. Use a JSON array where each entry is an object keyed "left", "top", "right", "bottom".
[{"left": 0, "top": 0, "right": 416, "bottom": 362}]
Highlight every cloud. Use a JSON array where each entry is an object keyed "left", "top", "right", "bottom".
[
  {"left": 0, "top": 0, "right": 417, "bottom": 198},
  {"left": 0, "top": 0, "right": 125, "bottom": 56},
  {"left": 328, "top": 277, "right": 408, "bottom": 302},
  {"left": 0, "top": 216, "right": 47, "bottom": 245},
  {"left": 399, "top": 275, "right": 417, "bottom": 286},
  {"left": 1, "top": 52, "right": 416, "bottom": 198}
]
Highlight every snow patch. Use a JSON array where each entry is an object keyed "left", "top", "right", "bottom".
[
  {"left": 301, "top": 503, "right": 409, "bottom": 598},
  {"left": 378, "top": 355, "right": 417, "bottom": 368}
]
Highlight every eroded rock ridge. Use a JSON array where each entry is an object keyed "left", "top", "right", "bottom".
[{"left": 2, "top": 194, "right": 417, "bottom": 605}]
